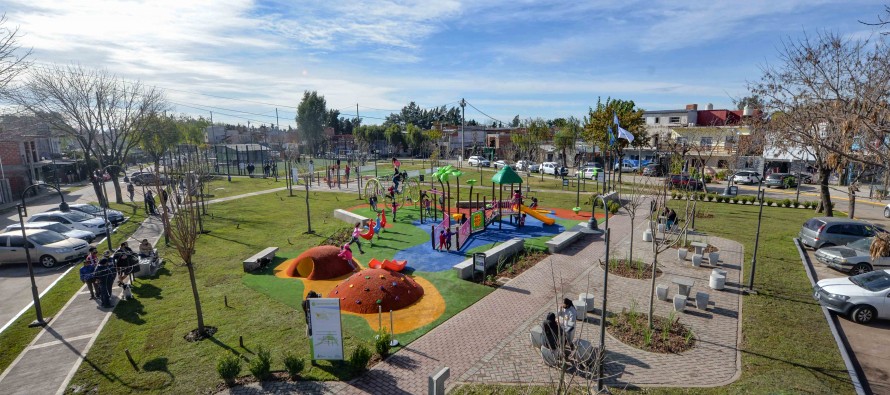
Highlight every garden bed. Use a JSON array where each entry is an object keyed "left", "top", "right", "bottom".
[
  {"left": 481, "top": 248, "right": 549, "bottom": 287},
  {"left": 607, "top": 309, "right": 695, "bottom": 354},
  {"left": 599, "top": 258, "right": 661, "bottom": 280}
]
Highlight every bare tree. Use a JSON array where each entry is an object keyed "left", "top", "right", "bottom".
[
  {"left": 618, "top": 175, "right": 651, "bottom": 266},
  {"left": 13, "top": 64, "right": 168, "bottom": 202},
  {"left": 0, "top": 14, "right": 30, "bottom": 96}
]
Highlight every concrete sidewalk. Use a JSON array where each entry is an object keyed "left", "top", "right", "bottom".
[{"left": 0, "top": 215, "right": 165, "bottom": 395}]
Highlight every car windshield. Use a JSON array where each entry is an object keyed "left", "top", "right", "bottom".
[
  {"left": 63, "top": 211, "right": 95, "bottom": 222},
  {"left": 847, "top": 237, "right": 873, "bottom": 251},
  {"left": 46, "top": 223, "right": 72, "bottom": 233},
  {"left": 850, "top": 271, "right": 890, "bottom": 291},
  {"left": 29, "top": 231, "right": 67, "bottom": 245},
  {"left": 76, "top": 205, "right": 101, "bottom": 214}
]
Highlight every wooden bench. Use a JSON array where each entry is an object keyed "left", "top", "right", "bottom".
[
  {"left": 546, "top": 230, "right": 582, "bottom": 253},
  {"left": 243, "top": 246, "right": 279, "bottom": 272},
  {"left": 333, "top": 209, "right": 369, "bottom": 226},
  {"left": 453, "top": 238, "right": 524, "bottom": 280}
]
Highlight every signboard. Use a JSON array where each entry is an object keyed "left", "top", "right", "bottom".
[
  {"left": 562, "top": 179, "right": 569, "bottom": 187},
  {"left": 470, "top": 210, "right": 485, "bottom": 232},
  {"left": 309, "top": 298, "right": 344, "bottom": 360},
  {"left": 473, "top": 253, "right": 486, "bottom": 273}
]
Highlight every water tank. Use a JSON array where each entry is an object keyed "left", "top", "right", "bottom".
[
  {"left": 706, "top": 103, "right": 714, "bottom": 110},
  {"left": 743, "top": 105, "right": 753, "bottom": 116}
]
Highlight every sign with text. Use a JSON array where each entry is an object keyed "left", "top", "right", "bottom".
[
  {"left": 309, "top": 298, "right": 344, "bottom": 360},
  {"left": 470, "top": 210, "right": 485, "bottom": 232}
]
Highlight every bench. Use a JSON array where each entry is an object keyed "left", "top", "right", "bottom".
[
  {"left": 243, "top": 246, "right": 279, "bottom": 272},
  {"left": 333, "top": 209, "right": 369, "bottom": 226},
  {"left": 453, "top": 238, "right": 524, "bottom": 279},
  {"left": 546, "top": 230, "right": 582, "bottom": 253}
]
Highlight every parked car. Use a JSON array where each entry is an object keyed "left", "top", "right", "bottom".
[
  {"left": 515, "top": 160, "right": 539, "bottom": 172},
  {"left": 616, "top": 162, "right": 638, "bottom": 173},
  {"left": 131, "top": 172, "right": 169, "bottom": 186},
  {"left": 5, "top": 221, "right": 96, "bottom": 243},
  {"left": 814, "top": 269, "right": 890, "bottom": 324},
  {"left": 799, "top": 217, "right": 884, "bottom": 250},
  {"left": 492, "top": 160, "right": 510, "bottom": 169},
  {"left": 884, "top": 203, "right": 889, "bottom": 218},
  {"left": 467, "top": 156, "right": 490, "bottom": 167},
  {"left": 815, "top": 237, "right": 890, "bottom": 275},
  {"left": 765, "top": 173, "right": 797, "bottom": 189},
  {"left": 0, "top": 229, "right": 90, "bottom": 268},
  {"left": 666, "top": 175, "right": 703, "bottom": 191},
  {"left": 733, "top": 171, "right": 762, "bottom": 185},
  {"left": 63, "top": 203, "right": 125, "bottom": 226},
  {"left": 576, "top": 166, "right": 604, "bottom": 180},
  {"left": 642, "top": 164, "right": 665, "bottom": 177},
  {"left": 541, "top": 162, "right": 559, "bottom": 175},
  {"left": 27, "top": 211, "right": 109, "bottom": 237}
]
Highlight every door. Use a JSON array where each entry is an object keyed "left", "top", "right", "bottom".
[
  {"left": 878, "top": 290, "right": 890, "bottom": 319},
  {"left": 825, "top": 225, "right": 859, "bottom": 246},
  {"left": 0, "top": 236, "right": 11, "bottom": 263},
  {"left": 6, "top": 235, "right": 29, "bottom": 263}
]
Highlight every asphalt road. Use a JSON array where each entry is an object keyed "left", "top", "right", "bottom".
[{"left": 806, "top": 249, "right": 890, "bottom": 394}]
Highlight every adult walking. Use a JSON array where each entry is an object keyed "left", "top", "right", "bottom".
[{"left": 127, "top": 183, "right": 135, "bottom": 202}]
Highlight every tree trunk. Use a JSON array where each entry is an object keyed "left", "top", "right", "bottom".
[
  {"left": 819, "top": 170, "right": 833, "bottom": 217},
  {"left": 110, "top": 173, "right": 124, "bottom": 204},
  {"left": 848, "top": 187, "right": 856, "bottom": 219},
  {"left": 628, "top": 216, "right": 634, "bottom": 264},
  {"left": 185, "top": 261, "right": 206, "bottom": 334},
  {"left": 648, "top": 249, "right": 658, "bottom": 329}
]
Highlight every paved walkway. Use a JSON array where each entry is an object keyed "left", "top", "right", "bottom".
[
  {"left": 0, "top": 215, "right": 165, "bottom": 395},
  {"left": 221, "top": 206, "right": 744, "bottom": 394}
]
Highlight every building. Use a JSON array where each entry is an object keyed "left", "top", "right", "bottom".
[{"left": 0, "top": 116, "right": 67, "bottom": 203}]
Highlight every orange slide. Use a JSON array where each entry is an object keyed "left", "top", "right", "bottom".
[{"left": 368, "top": 258, "right": 407, "bottom": 272}]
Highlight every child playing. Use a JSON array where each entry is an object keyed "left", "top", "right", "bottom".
[
  {"left": 391, "top": 201, "right": 399, "bottom": 221},
  {"left": 529, "top": 197, "right": 539, "bottom": 209},
  {"left": 519, "top": 213, "right": 527, "bottom": 228},
  {"left": 369, "top": 195, "right": 379, "bottom": 213},
  {"left": 349, "top": 223, "right": 365, "bottom": 254},
  {"left": 338, "top": 243, "right": 358, "bottom": 271},
  {"left": 445, "top": 228, "right": 454, "bottom": 250},
  {"left": 387, "top": 185, "right": 396, "bottom": 201},
  {"left": 438, "top": 229, "right": 447, "bottom": 251},
  {"left": 511, "top": 189, "right": 523, "bottom": 211}
]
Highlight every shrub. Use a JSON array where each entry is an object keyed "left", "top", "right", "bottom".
[
  {"left": 707, "top": 194, "right": 715, "bottom": 202},
  {"left": 704, "top": 175, "right": 713, "bottom": 183},
  {"left": 671, "top": 192, "right": 678, "bottom": 199},
  {"left": 716, "top": 170, "right": 728, "bottom": 180},
  {"left": 793, "top": 200, "right": 800, "bottom": 208},
  {"left": 608, "top": 201, "right": 621, "bottom": 214},
  {"left": 283, "top": 351, "right": 304, "bottom": 380},
  {"left": 217, "top": 352, "right": 242, "bottom": 385},
  {"left": 803, "top": 201, "right": 812, "bottom": 209},
  {"left": 349, "top": 343, "right": 372, "bottom": 372},
  {"left": 782, "top": 199, "right": 792, "bottom": 208},
  {"left": 698, "top": 192, "right": 706, "bottom": 201},
  {"left": 375, "top": 327, "right": 392, "bottom": 358},
  {"left": 248, "top": 346, "right": 272, "bottom": 381}
]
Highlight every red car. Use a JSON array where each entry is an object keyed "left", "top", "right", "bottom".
[{"left": 666, "top": 175, "right": 704, "bottom": 191}]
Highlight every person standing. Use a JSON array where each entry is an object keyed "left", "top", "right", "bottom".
[
  {"left": 308, "top": 160, "right": 315, "bottom": 186},
  {"left": 145, "top": 190, "right": 158, "bottom": 215},
  {"left": 80, "top": 247, "right": 99, "bottom": 300},
  {"left": 345, "top": 164, "right": 351, "bottom": 181},
  {"left": 559, "top": 298, "right": 577, "bottom": 342},
  {"left": 302, "top": 291, "right": 320, "bottom": 336},
  {"left": 95, "top": 251, "right": 115, "bottom": 308},
  {"left": 127, "top": 183, "right": 135, "bottom": 203},
  {"left": 160, "top": 189, "right": 169, "bottom": 211}
]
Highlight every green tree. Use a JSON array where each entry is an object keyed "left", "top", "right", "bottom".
[
  {"left": 553, "top": 116, "right": 582, "bottom": 167},
  {"left": 405, "top": 123, "right": 426, "bottom": 155},
  {"left": 139, "top": 113, "right": 180, "bottom": 172},
  {"left": 295, "top": 91, "right": 327, "bottom": 155},
  {"left": 384, "top": 124, "right": 405, "bottom": 154}
]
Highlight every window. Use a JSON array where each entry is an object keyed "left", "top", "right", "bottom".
[
  {"left": 0, "top": 236, "right": 7, "bottom": 246},
  {"left": 700, "top": 137, "right": 713, "bottom": 147},
  {"left": 654, "top": 117, "right": 660, "bottom": 124},
  {"left": 8, "top": 235, "right": 25, "bottom": 248},
  {"left": 669, "top": 116, "right": 681, "bottom": 123}
]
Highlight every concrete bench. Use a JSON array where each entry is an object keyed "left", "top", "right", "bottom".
[
  {"left": 248, "top": 174, "right": 267, "bottom": 179},
  {"left": 546, "top": 230, "right": 582, "bottom": 253},
  {"left": 333, "top": 209, "right": 369, "bottom": 226},
  {"left": 453, "top": 238, "right": 524, "bottom": 279},
  {"left": 243, "top": 246, "right": 278, "bottom": 272}
]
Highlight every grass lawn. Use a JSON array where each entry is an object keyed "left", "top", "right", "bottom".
[
  {"left": 66, "top": 190, "right": 491, "bottom": 393},
  {"left": 0, "top": 201, "right": 149, "bottom": 373},
  {"left": 200, "top": 176, "right": 286, "bottom": 199},
  {"left": 455, "top": 201, "right": 854, "bottom": 394}
]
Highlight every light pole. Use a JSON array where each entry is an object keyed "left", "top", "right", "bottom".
[
  {"left": 590, "top": 194, "right": 611, "bottom": 392},
  {"left": 19, "top": 183, "right": 70, "bottom": 327},
  {"left": 748, "top": 175, "right": 766, "bottom": 292}
]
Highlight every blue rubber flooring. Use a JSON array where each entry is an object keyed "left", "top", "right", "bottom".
[{"left": 394, "top": 213, "right": 565, "bottom": 272}]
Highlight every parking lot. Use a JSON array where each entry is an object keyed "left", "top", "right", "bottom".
[{"left": 805, "top": 248, "right": 890, "bottom": 394}]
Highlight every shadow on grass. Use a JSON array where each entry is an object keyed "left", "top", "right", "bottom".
[
  {"left": 311, "top": 360, "right": 356, "bottom": 381},
  {"left": 133, "top": 283, "right": 162, "bottom": 299},
  {"left": 204, "top": 232, "right": 252, "bottom": 247},
  {"left": 141, "top": 357, "right": 174, "bottom": 389},
  {"left": 113, "top": 298, "right": 146, "bottom": 325}
]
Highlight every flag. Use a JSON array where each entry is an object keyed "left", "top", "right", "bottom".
[
  {"left": 614, "top": 111, "right": 634, "bottom": 142},
  {"left": 607, "top": 125, "right": 615, "bottom": 147}
]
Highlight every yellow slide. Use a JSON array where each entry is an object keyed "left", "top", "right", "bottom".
[{"left": 520, "top": 205, "right": 555, "bottom": 225}]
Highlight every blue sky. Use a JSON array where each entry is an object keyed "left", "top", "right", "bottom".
[{"left": 2, "top": 0, "right": 886, "bottom": 127}]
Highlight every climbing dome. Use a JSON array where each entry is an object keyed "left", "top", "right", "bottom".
[
  {"left": 281, "top": 245, "right": 355, "bottom": 280},
  {"left": 328, "top": 268, "right": 424, "bottom": 314}
]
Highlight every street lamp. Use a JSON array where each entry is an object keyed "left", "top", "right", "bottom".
[
  {"left": 748, "top": 171, "right": 767, "bottom": 292},
  {"left": 19, "top": 183, "right": 70, "bottom": 327},
  {"left": 587, "top": 194, "right": 611, "bottom": 392}
]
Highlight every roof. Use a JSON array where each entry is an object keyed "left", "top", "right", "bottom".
[{"left": 491, "top": 166, "right": 523, "bottom": 185}]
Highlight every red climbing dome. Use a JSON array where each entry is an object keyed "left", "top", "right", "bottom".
[
  {"left": 327, "top": 268, "right": 424, "bottom": 314},
  {"left": 283, "top": 245, "right": 355, "bottom": 280}
]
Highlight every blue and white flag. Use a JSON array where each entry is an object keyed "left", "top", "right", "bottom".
[
  {"left": 607, "top": 125, "right": 616, "bottom": 147},
  {"left": 614, "top": 112, "right": 634, "bottom": 142}
]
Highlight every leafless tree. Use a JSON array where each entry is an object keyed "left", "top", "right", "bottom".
[
  {"left": 12, "top": 64, "right": 168, "bottom": 202},
  {"left": 618, "top": 175, "right": 652, "bottom": 266},
  {"left": 0, "top": 14, "right": 30, "bottom": 96}
]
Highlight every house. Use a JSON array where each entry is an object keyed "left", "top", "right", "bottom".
[{"left": 0, "top": 115, "right": 66, "bottom": 203}]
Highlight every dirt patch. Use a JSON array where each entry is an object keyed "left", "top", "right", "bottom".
[
  {"left": 607, "top": 311, "right": 695, "bottom": 353},
  {"left": 183, "top": 326, "right": 218, "bottom": 342},
  {"left": 481, "top": 249, "right": 549, "bottom": 287},
  {"left": 320, "top": 228, "right": 351, "bottom": 246},
  {"left": 600, "top": 259, "right": 661, "bottom": 280}
]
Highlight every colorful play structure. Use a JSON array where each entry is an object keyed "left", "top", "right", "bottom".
[{"left": 359, "top": 210, "right": 388, "bottom": 240}]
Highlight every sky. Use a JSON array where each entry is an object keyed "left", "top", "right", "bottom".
[{"left": 1, "top": 0, "right": 887, "bottom": 128}]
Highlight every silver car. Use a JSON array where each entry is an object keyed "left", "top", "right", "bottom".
[
  {"left": 66, "top": 203, "right": 125, "bottom": 225},
  {"left": 0, "top": 229, "right": 89, "bottom": 268},
  {"left": 28, "top": 211, "right": 109, "bottom": 237},
  {"left": 815, "top": 237, "right": 890, "bottom": 275},
  {"left": 799, "top": 217, "right": 883, "bottom": 250},
  {"left": 5, "top": 221, "right": 95, "bottom": 243}
]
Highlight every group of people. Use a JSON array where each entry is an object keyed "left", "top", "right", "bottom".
[
  {"left": 541, "top": 299, "right": 579, "bottom": 353},
  {"left": 79, "top": 240, "right": 155, "bottom": 308},
  {"left": 663, "top": 207, "right": 678, "bottom": 230}
]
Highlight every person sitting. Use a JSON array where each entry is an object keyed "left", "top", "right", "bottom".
[
  {"left": 542, "top": 312, "right": 568, "bottom": 354},
  {"left": 559, "top": 298, "right": 578, "bottom": 342},
  {"left": 139, "top": 239, "right": 154, "bottom": 257},
  {"left": 666, "top": 208, "right": 677, "bottom": 231}
]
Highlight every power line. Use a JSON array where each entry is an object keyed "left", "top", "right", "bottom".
[{"left": 464, "top": 100, "right": 506, "bottom": 125}]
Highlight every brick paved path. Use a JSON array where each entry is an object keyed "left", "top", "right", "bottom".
[{"left": 222, "top": 206, "right": 743, "bottom": 394}]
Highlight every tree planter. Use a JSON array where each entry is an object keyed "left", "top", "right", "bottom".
[{"left": 678, "top": 249, "right": 688, "bottom": 261}]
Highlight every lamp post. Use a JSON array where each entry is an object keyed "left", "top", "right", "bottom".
[
  {"left": 590, "top": 194, "right": 611, "bottom": 392},
  {"left": 19, "top": 183, "right": 70, "bottom": 327},
  {"left": 748, "top": 177, "right": 766, "bottom": 292}
]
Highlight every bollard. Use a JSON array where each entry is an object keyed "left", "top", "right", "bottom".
[
  {"left": 389, "top": 310, "right": 399, "bottom": 347},
  {"left": 239, "top": 335, "right": 244, "bottom": 348},
  {"left": 224, "top": 295, "right": 229, "bottom": 308},
  {"left": 428, "top": 366, "right": 450, "bottom": 395},
  {"left": 125, "top": 349, "right": 139, "bottom": 371}
]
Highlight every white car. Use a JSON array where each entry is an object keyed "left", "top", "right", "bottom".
[
  {"left": 467, "top": 156, "right": 490, "bottom": 167},
  {"left": 616, "top": 163, "right": 638, "bottom": 173},
  {"left": 541, "top": 162, "right": 559, "bottom": 175},
  {"left": 576, "top": 167, "right": 605, "bottom": 180},
  {"left": 733, "top": 171, "right": 762, "bottom": 185},
  {"left": 814, "top": 269, "right": 890, "bottom": 324},
  {"left": 884, "top": 203, "right": 889, "bottom": 218},
  {"left": 28, "top": 211, "right": 110, "bottom": 237},
  {"left": 815, "top": 237, "right": 890, "bottom": 275},
  {"left": 0, "top": 229, "right": 90, "bottom": 268},
  {"left": 515, "top": 161, "right": 541, "bottom": 173},
  {"left": 65, "top": 203, "right": 125, "bottom": 225},
  {"left": 5, "top": 221, "right": 96, "bottom": 243},
  {"left": 493, "top": 160, "right": 510, "bottom": 169}
]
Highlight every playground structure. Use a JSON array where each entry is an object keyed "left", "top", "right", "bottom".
[
  {"left": 368, "top": 258, "right": 407, "bottom": 272},
  {"left": 359, "top": 210, "right": 388, "bottom": 240},
  {"left": 328, "top": 268, "right": 425, "bottom": 314},
  {"left": 364, "top": 174, "right": 421, "bottom": 207},
  {"left": 280, "top": 246, "right": 357, "bottom": 280}
]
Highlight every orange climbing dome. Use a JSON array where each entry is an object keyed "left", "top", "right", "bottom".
[
  {"left": 328, "top": 268, "right": 424, "bottom": 314},
  {"left": 282, "top": 245, "right": 356, "bottom": 280}
]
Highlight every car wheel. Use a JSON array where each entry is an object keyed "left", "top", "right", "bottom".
[
  {"left": 851, "top": 263, "right": 872, "bottom": 275},
  {"left": 39, "top": 255, "right": 57, "bottom": 268},
  {"left": 850, "top": 305, "right": 876, "bottom": 324},
  {"left": 884, "top": 207, "right": 890, "bottom": 218}
]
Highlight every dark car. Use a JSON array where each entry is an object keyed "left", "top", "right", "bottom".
[
  {"left": 131, "top": 172, "right": 169, "bottom": 186},
  {"left": 643, "top": 164, "right": 665, "bottom": 177},
  {"left": 765, "top": 173, "right": 797, "bottom": 189},
  {"left": 666, "top": 174, "right": 703, "bottom": 191}
]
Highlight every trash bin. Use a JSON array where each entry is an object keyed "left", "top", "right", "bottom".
[{"left": 419, "top": 174, "right": 424, "bottom": 182}]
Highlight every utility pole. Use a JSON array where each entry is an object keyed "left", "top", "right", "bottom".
[{"left": 460, "top": 98, "right": 466, "bottom": 167}]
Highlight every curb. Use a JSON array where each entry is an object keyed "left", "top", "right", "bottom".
[{"left": 794, "top": 238, "right": 867, "bottom": 395}]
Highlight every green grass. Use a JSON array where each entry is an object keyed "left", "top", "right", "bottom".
[
  {"left": 455, "top": 201, "right": 853, "bottom": 394},
  {"left": 66, "top": 190, "right": 491, "bottom": 393},
  {"left": 201, "top": 176, "right": 286, "bottom": 199}
]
